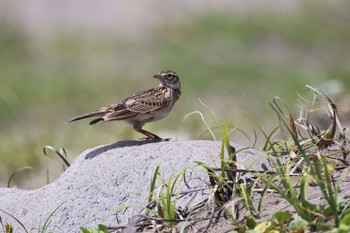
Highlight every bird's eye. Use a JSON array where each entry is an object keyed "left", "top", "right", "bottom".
[{"left": 166, "top": 74, "right": 172, "bottom": 78}]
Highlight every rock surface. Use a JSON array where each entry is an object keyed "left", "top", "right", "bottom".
[{"left": 0, "top": 140, "right": 263, "bottom": 232}]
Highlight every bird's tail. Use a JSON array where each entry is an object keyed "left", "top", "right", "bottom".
[
  {"left": 67, "top": 111, "right": 104, "bottom": 123},
  {"left": 89, "top": 118, "right": 104, "bottom": 125}
]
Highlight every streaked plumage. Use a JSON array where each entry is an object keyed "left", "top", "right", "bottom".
[{"left": 68, "top": 70, "right": 181, "bottom": 141}]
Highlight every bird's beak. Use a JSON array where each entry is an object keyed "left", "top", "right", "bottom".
[{"left": 153, "top": 74, "right": 162, "bottom": 80}]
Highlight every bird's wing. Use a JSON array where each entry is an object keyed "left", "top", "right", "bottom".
[{"left": 102, "top": 87, "right": 170, "bottom": 121}]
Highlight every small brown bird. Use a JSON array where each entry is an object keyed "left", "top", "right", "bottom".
[{"left": 68, "top": 70, "right": 181, "bottom": 141}]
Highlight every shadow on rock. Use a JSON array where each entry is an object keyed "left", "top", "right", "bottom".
[{"left": 84, "top": 140, "right": 160, "bottom": 159}]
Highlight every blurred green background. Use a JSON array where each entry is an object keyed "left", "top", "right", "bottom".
[{"left": 1, "top": 1, "right": 350, "bottom": 188}]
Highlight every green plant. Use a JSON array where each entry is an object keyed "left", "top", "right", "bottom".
[
  {"left": 43, "top": 145, "right": 70, "bottom": 184},
  {"left": 0, "top": 216, "right": 13, "bottom": 233},
  {"left": 100, "top": 164, "right": 192, "bottom": 232},
  {"left": 153, "top": 164, "right": 191, "bottom": 228},
  {"left": 0, "top": 203, "right": 63, "bottom": 233},
  {"left": 6, "top": 167, "right": 32, "bottom": 188},
  {"left": 156, "top": 175, "right": 178, "bottom": 226},
  {"left": 251, "top": 85, "right": 350, "bottom": 231},
  {"left": 80, "top": 224, "right": 108, "bottom": 233}
]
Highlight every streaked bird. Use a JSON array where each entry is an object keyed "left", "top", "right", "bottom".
[{"left": 68, "top": 70, "right": 181, "bottom": 141}]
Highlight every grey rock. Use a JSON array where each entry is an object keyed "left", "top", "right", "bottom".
[{"left": 0, "top": 140, "right": 263, "bottom": 233}]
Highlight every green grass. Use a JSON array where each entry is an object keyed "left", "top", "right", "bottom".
[{"left": 1, "top": 1, "right": 350, "bottom": 187}]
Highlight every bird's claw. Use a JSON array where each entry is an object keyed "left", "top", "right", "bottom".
[{"left": 141, "top": 137, "right": 170, "bottom": 142}]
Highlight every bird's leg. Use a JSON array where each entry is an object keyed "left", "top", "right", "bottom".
[
  {"left": 139, "top": 128, "right": 161, "bottom": 140},
  {"left": 133, "top": 125, "right": 163, "bottom": 141}
]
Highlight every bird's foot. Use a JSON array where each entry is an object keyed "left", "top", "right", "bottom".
[{"left": 141, "top": 137, "right": 170, "bottom": 142}]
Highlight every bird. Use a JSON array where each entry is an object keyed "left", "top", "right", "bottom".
[{"left": 68, "top": 70, "right": 181, "bottom": 141}]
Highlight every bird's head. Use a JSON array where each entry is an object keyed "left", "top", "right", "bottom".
[{"left": 153, "top": 70, "right": 180, "bottom": 90}]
